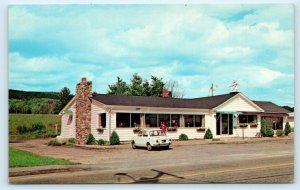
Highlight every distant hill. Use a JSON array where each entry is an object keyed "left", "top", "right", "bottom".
[{"left": 9, "top": 89, "right": 59, "bottom": 100}]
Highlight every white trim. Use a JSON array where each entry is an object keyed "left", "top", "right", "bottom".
[
  {"left": 213, "top": 93, "right": 264, "bottom": 112},
  {"left": 58, "top": 96, "right": 76, "bottom": 115}
]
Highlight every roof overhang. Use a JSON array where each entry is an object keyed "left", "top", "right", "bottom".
[
  {"left": 58, "top": 96, "right": 76, "bottom": 115},
  {"left": 213, "top": 93, "right": 264, "bottom": 113}
]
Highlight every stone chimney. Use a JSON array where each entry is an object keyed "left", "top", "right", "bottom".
[{"left": 75, "top": 77, "right": 92, "bottom": 145}]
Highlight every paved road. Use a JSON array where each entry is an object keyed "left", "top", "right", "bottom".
[{"left": 9, "top": 139, "right": 294, "bottom": 184}]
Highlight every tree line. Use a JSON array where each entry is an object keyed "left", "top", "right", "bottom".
[
  {"left": 9, "top": 87, "right": 73, "bottom": 114},
  {"left": 9, "top": 74, "right": 185, "bottom": 114}
]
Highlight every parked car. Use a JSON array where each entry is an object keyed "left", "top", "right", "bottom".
[{"left": 131, "top": 129, "right": 172, "bottom": 151}]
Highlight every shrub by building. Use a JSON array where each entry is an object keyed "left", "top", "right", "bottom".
[
  {"left": 179, "top": 133, "right": 188, "bottom": 141},
  {"left": 260, "top": 118, "right": 267, "bottom": 137},
  {"left": 276, "top": 129, "right": 284, "bottom": 137},
  {"left": 86, "top": 133, "right": 96, "bottom": 145},
  {"left": 284, "top": 122, "right": 292, "bottom": 136},
  {"left": 204, "top": 128, "right": 213, "bottom": 139},
  {"left": 265, "top": 127, "right": 274, "bottom": 137},
  {"left": 110, "top": 131, "right": 120, "bottom": 145}
]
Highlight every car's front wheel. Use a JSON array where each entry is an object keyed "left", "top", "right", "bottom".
[
  {"left": 146, "top": 143, "right": 152, "bottom": 151},
  {"left": 131, "top": 141, "right": 136, "bottom": 149}
]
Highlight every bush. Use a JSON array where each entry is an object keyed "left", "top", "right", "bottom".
[
  {"left": 48, "top": 139, "right": 62, "bottom": 146},
  {"left": 67, "top": 138, "right": 76, "bottom": 145},
  {"left": 31, "top": 122, "right": 46, "bottom": 132},
  {"left": 179, "top": 133, "right": 188, "bottom": 141},
  {"left": 284, "top": 122, "right": 292, "bottom": 136},
  {"left": 260, "top": 118, "right": 267, "bottom": 137},
  {"left": 86, "top": 133, "right": 96, "bottom": 145},
  {"left": 265, "top": 127, "right": 274, "bottom": 137},
  {"left": 16, "top": 125, "right": 28, "bottom": 134},
  {"left": 46, "top": 130, "right": 57, "bottom": 138},
  {"left": 204, "top": 128, "right": 213, "bottom": 139},
  {"left": 98, "top": 139, "right": 105, "bottom": 145},
  {"left": 276, "top": 129, "right": 284, "bottom": 137},
  {"left": 110, "top": 131, "right": 120, "bottom": 145}
]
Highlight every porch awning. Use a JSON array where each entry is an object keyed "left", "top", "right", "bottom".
[{"left": 218, "top": 111, "right": 242, "bottom": 114}]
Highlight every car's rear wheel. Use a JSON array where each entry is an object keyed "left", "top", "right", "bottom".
[
  {"left": 146, "top": 143, "right": 152, "bottom": 151},
  {"left": 131, "top": 141, "right": 136, "bottom": 149}
]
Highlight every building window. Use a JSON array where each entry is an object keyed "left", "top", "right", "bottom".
[
  {"left": 195, "top": 115, "right": 202, "bottom": 127},
  {"left": 184, "top": 115, "right": 194, "bottom": 127},
  {"left": 67, "top": 114, "right": 73, "bottom": 125},
  {"left": 239, "top": 115, "right": 257, "bottom": 124},
  {"left": 131, "top": 113, "right": 141, "bottom": 127},
  {"left": 116, "top": 113, "right": 130, "bottom": 128},
  {"left": 262, "top": 117, "right": 283, "bottom": 130},
  {"left": 159, "top": 114, "right": 171, "bottom": 127},
  {"left": 145, "top": 114, "right": 158, "bottom": 128},
  {"left": 171, "top": 114, "right": 180, "bottom": 127},
  {"left": 98, "top": 113, "right": 106, "bottom": 128}
]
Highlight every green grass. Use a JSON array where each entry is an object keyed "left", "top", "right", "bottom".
[
  {"left": 9, "top": 147, "right": 74, "bottom": 167},
  {"left": 9, "top": 114, "right": 61, "bottom": 140}
]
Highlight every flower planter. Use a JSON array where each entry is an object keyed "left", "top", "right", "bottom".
[
  {"left": 97, "top": 128, "right": 105, "bottom": 133},
  {"left": 196, "top": 128, "right": 206, "bottom": 132},
  {"left": 133, "top": 128, "right": 141, "bottom": 133},
  {"left": 250, "top": 124, "right": 258, "bottom": 128},
  {"left": 167, "top": 127, "right": 177, "bottom": 132},
  {"left": 239, "top": 124, "right": 248, "bottom": 128}
]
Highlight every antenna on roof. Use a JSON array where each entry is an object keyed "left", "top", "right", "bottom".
[
  {"left": 209, "top": 83, "right": 216, "bottom": 96},
  {"left": 229, "top": 80, "right": 239, "bottom": 92}
]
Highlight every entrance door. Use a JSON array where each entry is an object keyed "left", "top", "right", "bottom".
[
  {"left": 218, "top": 113, "right": 233, "bottom": 135},
  {"left": 222, "top": 114, "right": 229, "bottom": 134}
]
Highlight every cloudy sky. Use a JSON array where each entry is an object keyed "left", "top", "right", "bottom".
[{"left": 8, "top": 4, "right": 294, "bottom": 106}]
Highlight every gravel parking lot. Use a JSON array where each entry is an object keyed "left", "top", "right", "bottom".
[{"left": 9, "top": 137, "right": 294, "bottom": 183}]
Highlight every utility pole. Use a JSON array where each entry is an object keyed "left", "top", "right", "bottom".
[{"left": 209, "top": 83, "right": 215, "bottom": 96}]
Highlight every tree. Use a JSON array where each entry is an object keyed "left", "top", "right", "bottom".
[
  {"left": 59, "top": 87, "right": 73, "bottom": 106},
  {"left": 54, "top": 87, "right": 73, "bottom": 113},
  {"left": 107, "top": 77, "right": 130, "bottom": 95},
  {"left": 166, "top": 80, "right": 185, "bottom": 98},
  {"left": 107, "top": 74, "right": 166, "bottom": 97},
  {"left": 130, "top": 73, "right": 144, "bottom": 96},
  {"left": 150, "top": 76, "right": 165, "bottom": 97}
]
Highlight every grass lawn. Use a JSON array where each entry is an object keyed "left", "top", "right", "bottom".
[
  {"left": 9, "top": 114, "right": 61, "bottom": 140},
  {"left": 9, "top": 147, "right": 74, "bottom": 167}
]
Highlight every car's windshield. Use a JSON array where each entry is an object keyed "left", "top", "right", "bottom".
[{"left": 149, "top": 130, "right": 165, "bottom": 136}]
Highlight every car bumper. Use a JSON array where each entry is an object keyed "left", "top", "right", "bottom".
[{"left": 152, "top": 143, "right": 171, "bottom": 147}]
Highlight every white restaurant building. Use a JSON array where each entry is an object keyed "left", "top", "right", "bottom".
[{"left": 58, "top": 78, "right": 290, "bottom": 144}]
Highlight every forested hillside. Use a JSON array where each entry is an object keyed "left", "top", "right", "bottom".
[
  {"left": 9, "top": 89, "right": 59, "bottom": 99},
  {"left": 9, "top": 88, "right": 73, "bottom": 114}
]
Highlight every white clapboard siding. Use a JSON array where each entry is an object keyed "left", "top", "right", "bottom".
[
  {"left": 217, "top": 95, "right": 261, "bottom": 112},
  {"left": 91, "top": 103, "right": 106, "bottom": 140},
  {"left": 114, "top": 129, "right": 135, "bottom": 141},
  {"left": 58, "top": 104, "right": 76, "bottom": 139},
  {"left": 233, "top": 126, "right": 261, "bottom": 137}
]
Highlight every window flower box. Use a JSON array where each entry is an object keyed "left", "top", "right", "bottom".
[
  {"left": 167, "top": 127, "right": 177, "bottom": 132},
  {"left": 239, "top": 123, "right": 248, "bottom": 128},
  {"left": 196, "top": 127, "right": 206, "bottom": 132},
  {"left": 133, "top": 127, "right": 141, "bottom": 133},
  {"left": 250, "top": 123, "right": 258, "bottom": 128},
  {"left": 97, "top": 128, "right": 105, "bottom": 133}
]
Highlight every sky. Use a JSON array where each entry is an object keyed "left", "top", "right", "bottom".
[{"left": 8, "top": 4, "right": 294, "bottom": 106}]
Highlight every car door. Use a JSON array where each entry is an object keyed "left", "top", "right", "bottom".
[
  {"left": 140, "top": 131, "right": 148, "bottom": 147},
  {"left": 135, "top": 131, "right": 143, "bottom": 146}
]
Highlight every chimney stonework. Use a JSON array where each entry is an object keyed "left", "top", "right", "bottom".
[{"left": 75, "top": 78, "right": 92, "bottom": 145}]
